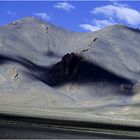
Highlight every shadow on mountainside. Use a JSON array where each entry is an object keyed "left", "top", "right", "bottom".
[{"left": 0, "top": 53, "right": 133, "bottom": 89}]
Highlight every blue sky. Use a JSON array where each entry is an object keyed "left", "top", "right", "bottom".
[{"left": 0, "top": 1, "right": 140, "bottom": 32}]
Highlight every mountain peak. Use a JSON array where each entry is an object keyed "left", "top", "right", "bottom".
[{"left": 9, "top": 16, "right": 45, "bottom": 25}]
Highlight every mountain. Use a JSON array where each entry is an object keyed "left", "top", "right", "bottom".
[{"left": 0, "top": 17, "right": 140, "bottom": 126}]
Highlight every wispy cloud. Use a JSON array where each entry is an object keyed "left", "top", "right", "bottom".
[
  {"left": 92, "top": 19, "right": 115, "bottom": 27},
  {"left": 7, "top": 10, "right": 16, "bottom": 16},
  {"left": 80, "top": 18, "right": 115, "bottom": 32},
  {"left": 79, "top": 19, "right": 115, "bottom": 31},
  {"left": 80, "top": 2, "right": 140, "bottom": 32},
  {"left": 54, "top": 2, "right": 75, "bottom": 12},
  {"left": 35, "top": 12, "right": 50, "bottom": 20},
  {"left": 110, "top": 0, "right": 130, "bottom": 8},
  {"left": 90, "top": 3, "right": 140, "bottom": 26},
  {"left": 79, "top": 24, "right": 101, "bottom": 32}
]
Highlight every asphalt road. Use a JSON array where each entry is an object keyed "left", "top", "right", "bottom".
[{"left": 0, "top": 114, "right": 140, "bottom": 139}]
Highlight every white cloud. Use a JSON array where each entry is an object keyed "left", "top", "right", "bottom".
[
  {"left": 79, "top": 24, "right": 101, "bottom": 31},
  {"left": 92, "top": 19, "right": 115, "bottom": 27},
  {"left": 54, "top": 2, "right": 75, "bottom": 12},
  {"left": 90, "top": 4, "right": 140, "bottom": 26},
  {"left": 35, "top": 12, "right": 50, "bottom": 20},
  {"left": 80, "top": 2, "right": 140, "bottom": 32},
  {"left": 7, "top": 10, "right": 16, "bottom": 16},
  {"left": 79, "top": 19, "right": 115, "bottom": 32}
]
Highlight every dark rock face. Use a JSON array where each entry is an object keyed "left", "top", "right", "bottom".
[
  {"left": 47, "top": 52, "right": 133, "bottom": 90},
  {"left": 50, "top": 53, "right": 81, "bottom": 85},
  {"left": 120, "top": 84, "right": 133, "bottom": 95}
]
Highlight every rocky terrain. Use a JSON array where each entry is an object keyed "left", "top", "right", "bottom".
[{"left": 0, "top": 17, "right": 140, "bottom": 126}]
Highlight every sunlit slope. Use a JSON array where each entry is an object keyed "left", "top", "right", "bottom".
[{"left": 0, "top": 17, "right": 140, "bottom": 125}]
